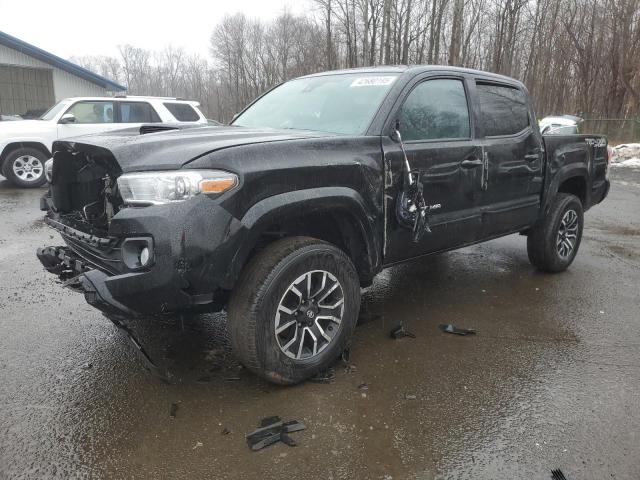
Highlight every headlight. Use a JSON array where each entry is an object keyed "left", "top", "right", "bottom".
[{"left": 117, "top": 170, "right": 237, "bottom": 205}]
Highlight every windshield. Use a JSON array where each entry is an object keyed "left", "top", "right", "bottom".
[
  {"left": 39, "top": 101, "right": 70, "bottom": 121},
  {"left": 233, "top": 73, "right": 399, "bottom": 135}
]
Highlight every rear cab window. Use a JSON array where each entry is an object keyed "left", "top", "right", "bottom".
[
  {"left": 476, "top": 82, "right": 529, "bottom": 136},
  {"left": 164, "top": 102, "right": 200, "bottom": 122}
]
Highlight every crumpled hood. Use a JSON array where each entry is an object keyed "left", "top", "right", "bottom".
[{"left": 55, "top": 125, "right": 327, "bottom": 172}]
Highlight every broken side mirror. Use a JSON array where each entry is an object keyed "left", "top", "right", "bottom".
[
  {"left": 390, "top": 119, "right": 431, "bottom": 242},
  {"left": 59, "top": 113, "right": 76, "bottom": 124}
]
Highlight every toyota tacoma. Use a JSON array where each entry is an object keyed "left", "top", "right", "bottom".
[{"left": 37, "top": 66, "right": 610, "bottom": 384}]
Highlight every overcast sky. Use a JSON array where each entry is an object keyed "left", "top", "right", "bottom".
[{"left": 0, "top": 0, "right": 309, "bottom": 59}]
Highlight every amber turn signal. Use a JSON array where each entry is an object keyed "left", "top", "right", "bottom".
[{"left": 200, "top": 177, "right": 237, "bottom": 193}]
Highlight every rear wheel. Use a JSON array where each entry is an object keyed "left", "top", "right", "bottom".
[
  {"left": 2, "top": 147, "right": 48, "bottom": 188},
  {"left": 228, "top": 237, "right": 360, "bottom": 385},
  {"left": 527, "top": 193, "right": 584, "bottom": 272}
]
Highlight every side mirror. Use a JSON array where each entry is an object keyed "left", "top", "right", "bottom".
[
  {"left": 390, "top": 119, "right": 402, "bottom": 143},
  {"left": 59, "top": 113, "right": 76, "bottom": 124}
]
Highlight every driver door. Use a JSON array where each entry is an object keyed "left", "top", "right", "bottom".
[{"left": 382, "top": 75, "right": 485, "bottom": 264}]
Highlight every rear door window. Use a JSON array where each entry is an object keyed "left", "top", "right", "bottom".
[
  {"left": 164, "top": 102, "right": 199, "bottom": 122},
  {"left": 118, "top": 102, "right": 161, "bottom": 123},
  {"left": 399, "top": 78, "right": 471, "bottom": 141},
  {"left": 476, "top": 83, "right": 529, "bottom": 136}
]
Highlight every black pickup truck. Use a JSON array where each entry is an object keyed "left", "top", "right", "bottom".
[{"left": 37, "top": 66, "right": 610, "bottom": 384}]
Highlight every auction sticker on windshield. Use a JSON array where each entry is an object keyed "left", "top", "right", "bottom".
[{"left": 350, "top": 76, "right": 397, "bottom": 87}]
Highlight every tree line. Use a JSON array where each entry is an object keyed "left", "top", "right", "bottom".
[{"left": 72, "top": 0, "right": 640, "bottom": 124}]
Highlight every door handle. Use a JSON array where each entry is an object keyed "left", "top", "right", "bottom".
[
  {"left": 461, "top": 158, "right": 483, "bottom": 168},
  {"left": 525, "top": 153, "right": 540, "bottom": 162}
]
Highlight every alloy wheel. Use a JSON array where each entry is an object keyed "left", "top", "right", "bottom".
[
  {"left": 274, "top": 270, "right": 345, "bottom": 360},
  {"left": 556, "top": 209, "right": 579, "bottom": 259},
  {"left": 12, "top": 155, "right": 43, "bottom": 183}
]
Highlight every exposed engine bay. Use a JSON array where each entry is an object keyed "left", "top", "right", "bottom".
[{"left": 47, "top": 143, "right": 124, "bottom": 234}]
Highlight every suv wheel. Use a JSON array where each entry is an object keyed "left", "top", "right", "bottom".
[
  {"left": 2, "top": 147, "right": 48, "bottom": 188},
  {"left": 228, "top": 237, "right": 360, "bottom": 385},
  {"left": 527, "top": 193, "right": 584, "bottom": 272}
]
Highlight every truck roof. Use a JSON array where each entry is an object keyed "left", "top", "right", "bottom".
[{"left": 300, "top": 65, "right": 523, "bottom": 87}]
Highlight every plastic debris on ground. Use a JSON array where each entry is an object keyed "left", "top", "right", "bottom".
[
  {"left": 390, "top": 325, "right": 416, "bottom": 339},
  {"left": 246, "top": 416, "right": 306, "bottom": 451},
  {"left": 438, "top": 324, "right": 476, "bottom": 336},
  {"left": 169, "top": 402, "right": 179, "bottom": 418}
]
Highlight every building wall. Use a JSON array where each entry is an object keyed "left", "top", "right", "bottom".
[
  {"left": 0, "top": 43, "right": 109, "bottom": 102},
  {"left": 0, "top": 64, "right": 54, "bottom": 115}
]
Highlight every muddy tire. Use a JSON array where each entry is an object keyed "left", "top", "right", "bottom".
[
  {"left": 2, "top": 147, "right": 48, "bottom": 188},
  {"left": 527, "top": 193, "right": 584, "bottom": 272},
  {"left": 228, "top": 236, "right": 360, "bottom": 385}
]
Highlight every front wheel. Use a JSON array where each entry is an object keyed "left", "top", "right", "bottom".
[
  {"left": 228, "top": 237, "right": 361, "bottom": 385},
  {"left": 527, "top": 193, "right": 584, "bottom": 272},
  {"left": 2, "top": 147, "right": 48, "bottom": 188}
]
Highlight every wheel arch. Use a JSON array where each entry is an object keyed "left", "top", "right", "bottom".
[
  {"left": 1, "top": 141, "right": 51, "bottom": 166},
  {"left": 543, "top": 164, "right": 590, "bottom": 216},
  {"left": 232, "top": 187, "right": 381, "bottom": 288}
]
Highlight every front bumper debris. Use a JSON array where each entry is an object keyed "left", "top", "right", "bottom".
[{"left": 37, "top": 195, "right": 246, "bottom": 316}]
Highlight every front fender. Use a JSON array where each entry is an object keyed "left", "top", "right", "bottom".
[
  {"left": 229, "top": 187, "right": 380, "bottom": 284},
  {"left": 0, "top": 137, "right": 53, "bottom": 162}
]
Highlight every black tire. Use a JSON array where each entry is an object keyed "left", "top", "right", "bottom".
[
  {"left": 228, "top": 236, "right": 361, "bottom": 385},
  {"left": 2, "top": 147, "right": 48, "bottom": 188},
  {"left": 527, "top": 193, "right": 584, "bottom": 272}
]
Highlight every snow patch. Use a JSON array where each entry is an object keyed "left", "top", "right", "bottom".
[
  {"left": 613, "top": 143, "right": 640, "bottom": 161},
  {"left": 611, "top": 144, "right": 640, "bottom": 167},
  {"left": 610, "top": 158, "right": 640, "bottom": 169}
]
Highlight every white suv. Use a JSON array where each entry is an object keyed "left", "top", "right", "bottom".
[{"left": 0, "top": 96, "right": 208, "bottom": 187}]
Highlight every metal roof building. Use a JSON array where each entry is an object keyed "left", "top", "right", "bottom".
[{"left": 0, "top": 31, "right": 126, "bottom": 117}]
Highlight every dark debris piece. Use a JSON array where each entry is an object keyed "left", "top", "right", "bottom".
[
  {"left": 438, "top": 324, "right": 476, "bottom": 336},
  {"left": 357, "top": 383, "right": 369, "bottom": 391},
  {"left": 309, "top": 367, "right": 336, "bottom": 384},
  {"left": 341, "top": 348, "right": 351, "bottom": 363},
  {"left": 221, "top": 427, "right": 231, "bottom": 435},
  {"left": 260, "top": 416, "right": 281, "bottom": 427},
  {"left": 551, "top": 469, "right": 568, "bottom": 480},
  {"left": 390, "top": 325, "right": 416, "bottom": 339},
  {"left": 169, "top": 402, "right": 179, "bottom": 418},
  {"left": 246, "top": 417, "right": 306, "bottom": 451}
]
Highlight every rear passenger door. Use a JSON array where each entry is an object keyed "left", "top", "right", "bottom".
[{"left": 473, "top": 81, "right": 544, "bottom": 237}]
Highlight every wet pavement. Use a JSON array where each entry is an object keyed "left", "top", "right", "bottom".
[{"left": 1, "top": 169, "right": 639, "bottom": 479}]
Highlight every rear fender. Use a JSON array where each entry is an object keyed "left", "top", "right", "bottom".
[{"left": 542, "top": 163, "right": 589, "bottom": 217}]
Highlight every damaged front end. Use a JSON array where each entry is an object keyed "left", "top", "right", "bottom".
[
  {"left": 38, "top": 142, "right": 142, "bottom": 316},
  {"left": 37, "top": 140, "right": 240, "bottom": 317}
]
